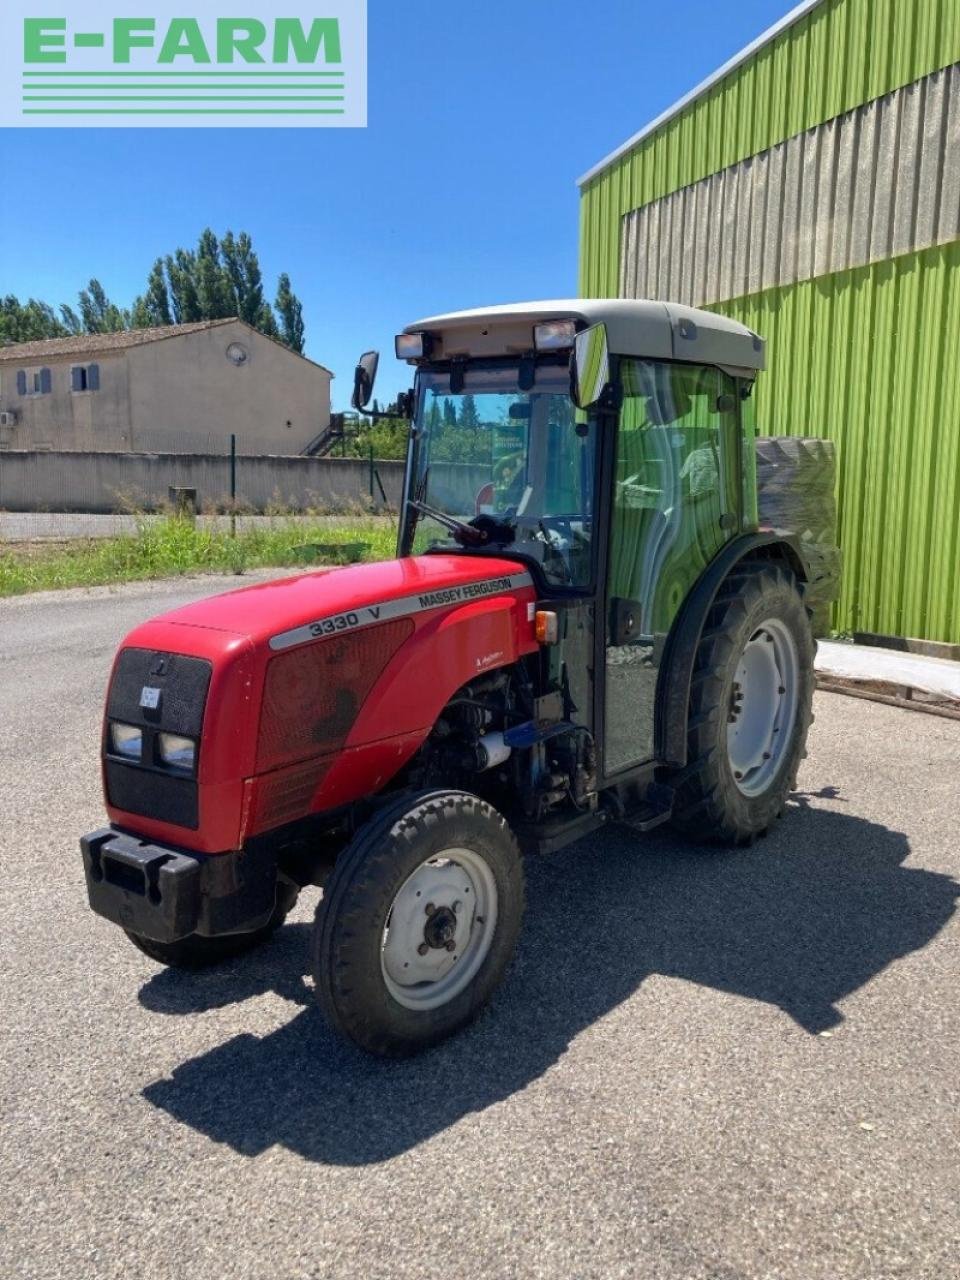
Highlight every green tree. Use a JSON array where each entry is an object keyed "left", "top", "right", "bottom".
[
  {"left": 165, "top": 249, "right": 202, "bottom": 323},
  {"left": 77, "top": 279, "right": 127, "bottom": 333},
  {"left": 275, "top": 272, "right": 305, "bottom": 353},
  {"left": 0, "top": 228, "right": 307, "bottom": 351},
  {"left": 257, "top": 302, "right": 279, "bottom": 339},
  {"left": 195, "top": 229, "right": 233, "bottom": 319},
  {"left": 221, "top": 230, "right": 265, "bottom": 325},
  {"left": 128, "top": 296, "right": 152, "bottom": 329},
  {"left": 145, "top": 258, "right": 173, "bottom": 325},
  {"left": 459, "top": 394, "right": 479, "bottom": 429},
  {"left": 363, "top": 416, "right": 409, "bottom": 459},
  {"left": 59, "top": 305, "right": 82, "bottom": 335},
  {"left": 0, "top": 296, "right": 68, "bottom": 343}
]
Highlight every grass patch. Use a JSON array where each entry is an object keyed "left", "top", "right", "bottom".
[{"left": 0, "top": 515, "right": 397, "bottom": 597}]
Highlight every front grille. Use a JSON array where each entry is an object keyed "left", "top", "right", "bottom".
[
  {"left": 107, "top": 649, "right": 211, "bottom": 737},
  {"left": 256, "top": 619, "right": 413, "bottom": 772},
  {"left": 247, "top": 758, "right": 333, "bottom": 834},
  {"left": 105, "top": 761, "right": 199, "bottom": 829}
]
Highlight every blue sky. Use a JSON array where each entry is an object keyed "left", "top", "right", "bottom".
[{"left": 0, "top": 0, "right": 792, "bottom": 407}]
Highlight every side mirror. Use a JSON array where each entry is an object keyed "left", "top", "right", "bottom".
[
  {"left": 570, "top": 323, "right": 611, "bottom": 409},
  {"left": 351, "top": 350, "right": 379, "bottom": 410}
]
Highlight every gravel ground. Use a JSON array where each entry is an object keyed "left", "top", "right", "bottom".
[{"left": 2, "top": 575, "right": 959, "bottom": 1280}]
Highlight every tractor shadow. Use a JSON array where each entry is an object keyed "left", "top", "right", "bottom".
[{"left": 141, "top": 794, "right": 957, "bottom": 1165}]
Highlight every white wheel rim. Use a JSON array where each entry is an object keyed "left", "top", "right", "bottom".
[
  {"left": 381, "top": 847, "right": 498, "bottom": 1012},
  {"left": 726, "top": 617, "right": 799, "bottom": 797}
]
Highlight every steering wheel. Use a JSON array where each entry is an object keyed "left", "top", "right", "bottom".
[
  {"left": 519, "top": 517, "right": 573, "bottom": 584},
  {"left": 536, "top": 515, "right": 592, "bottom": 548},
  {"left": 542, "top": 516, "right": 573, "bottom": 543}
]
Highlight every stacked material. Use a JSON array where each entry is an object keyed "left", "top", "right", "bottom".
[{"left": 756, "top": 436, "right": 841, "bottom": 636}]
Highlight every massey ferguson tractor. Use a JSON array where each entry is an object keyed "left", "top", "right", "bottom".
[{"left": 81, "top": 299, "right": 833, "bottom": 1056}]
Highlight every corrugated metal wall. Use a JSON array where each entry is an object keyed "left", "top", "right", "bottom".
[
  {"left": 579, "top": 0, "right": 960, "bottom": 642},
  {"left": 580, "top": 0, "right": 960, "bottom": 297},
  {"left": 722, "top": 241, "right": 960, "bottom": 644},
  {"left": 621, "top": 63, "right": 960, "bottom": 307}
]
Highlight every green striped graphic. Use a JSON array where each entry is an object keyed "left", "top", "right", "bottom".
[
  {"left": 23, "top": 95, "right": 345, "bottom": 101},
  {"left": 22, "top": 87, "right": 345, "bottom": 91},
  {"left": 22, "top": 108, "right": 346, "bottom": 115},
  {"left": 22, "top": 70, "right": 344, "bottom": 77},
  {"left": 20, "top": 63, "right": 351, "bottom": 121}
]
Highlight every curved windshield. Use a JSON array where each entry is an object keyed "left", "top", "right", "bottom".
[{"left": 400, "top": 365, "right": 596, "bottom": 587}]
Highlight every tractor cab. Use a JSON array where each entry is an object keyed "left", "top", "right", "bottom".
[{"left": 357, "top": 299, "right": 767, "bottom": 782}]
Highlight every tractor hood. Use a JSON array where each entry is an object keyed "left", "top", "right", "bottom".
[
  {"left": 153, "top": 553, "right": 534, "bottom": 649},
  {"left": 105, "top": 554, "right": 539, "bottom": 853}
]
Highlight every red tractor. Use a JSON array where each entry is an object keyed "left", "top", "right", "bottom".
[{"left": 81, "top": 300, "right": 827, "bottom": 1056}]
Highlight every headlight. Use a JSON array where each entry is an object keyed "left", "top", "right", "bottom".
[
  {"left": 110, "top": 722, "right": 142, "bottom": 760},
  {"left": 158, "top": 733, "right": 196, "bottom": 771}
]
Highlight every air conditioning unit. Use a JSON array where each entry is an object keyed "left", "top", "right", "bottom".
[{"left": 0, "top": 410, "right": 19, "bottom": 426}]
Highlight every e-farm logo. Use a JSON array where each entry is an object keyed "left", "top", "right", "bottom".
[{"left": 0, "top": 2, "right": 366, "bottom": 127}]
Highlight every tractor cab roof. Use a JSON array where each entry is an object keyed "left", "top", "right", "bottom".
[{"left": 403, "top": 298, "right": 765, "bottom": 375}]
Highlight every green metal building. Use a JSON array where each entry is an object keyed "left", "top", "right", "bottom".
[{"left": 579, "top": 0, "right": 960, "bottom": 644}]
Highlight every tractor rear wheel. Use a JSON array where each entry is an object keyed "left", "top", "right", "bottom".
[
  {"left": 312, "top": 790, "right": 524, "bottom": 1056},
  {"left": 670, "top": 562, "right": 814, "bottom": 844}
]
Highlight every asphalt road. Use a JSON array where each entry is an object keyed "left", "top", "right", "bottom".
[{"left": 3, "top": 575, "right": 959, "bottom": 1280}]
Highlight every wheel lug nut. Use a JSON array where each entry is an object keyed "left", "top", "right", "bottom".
[
  {"left": 453, "top": 900, "right": 462, "bottom": 913},
  {"left": 778, "top": 686, "right": 786, "bottom": 695},
  {"left": 763, "top": 752, "right": 771, "bottom": 760},
  {"left": 417, "top": 942, "right": 429, "bottom": 955},
  {"left": 425, "top": 902, "right": 436, "bottom": 916},
  {"left": 734, "top": 770, "right": 743, "bottom": 780},
  {"left": 445, "top": 940, "right": 456, "bottom": 952}
]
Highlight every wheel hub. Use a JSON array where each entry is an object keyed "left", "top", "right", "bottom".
[
  {"left": 423, "top": 904, "right": 458, "bottom": 950},
  {"left": 380, "top": 848, "right": 499, "bottom": 1012},
  {"left": 726, "top": 617, "right": 800, "bottom": 797}
]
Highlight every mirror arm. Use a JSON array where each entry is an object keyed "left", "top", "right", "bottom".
[
  {"left": 600, "top": 364, "right": 623, "bottom": 411},
  {"left": 355, "top": 387, "right": 416, "bottom": 422},
  {"left": 354, "top": 402, "right": 387, "bottom": 421}
]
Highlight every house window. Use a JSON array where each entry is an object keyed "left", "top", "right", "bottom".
[
  {"left": 17, "top": 367, "right": 52, "bottom": 395},
  {"left": 70, "top": 363, "right": 100, "bottom": 392}
]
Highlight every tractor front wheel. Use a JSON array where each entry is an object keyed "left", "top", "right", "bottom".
[
  {"left": 670, "top": 562, "right": 814, "bottom": 844},
  {"left": 312, "top": 790, "right": 525, "bottom": 1056}
]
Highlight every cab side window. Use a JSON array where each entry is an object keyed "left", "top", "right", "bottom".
[
  {"left": 609, "top": 360, "right": 739, "bottom": 634},
  {"left": 603, "top": 360, "right": 740, "bottom": 774}
]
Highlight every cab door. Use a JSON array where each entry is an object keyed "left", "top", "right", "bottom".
[{"left": 602, "top": 359, "right": 742, "bottom": 776}]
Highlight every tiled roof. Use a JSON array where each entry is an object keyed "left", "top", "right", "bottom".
[
  {"left": 0, "top": 318, "right": 332, "bottom": 374},
  {"left": 0, "top": 318, "right": 238, "bottom": 361}
]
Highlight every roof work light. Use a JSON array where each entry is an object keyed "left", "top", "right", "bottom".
[
  {"left": 395, "top": 332, "right": 434, "bottom": 361},
  {"left": 533, "top": 319, "right": 578, "bottom": 351}
]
